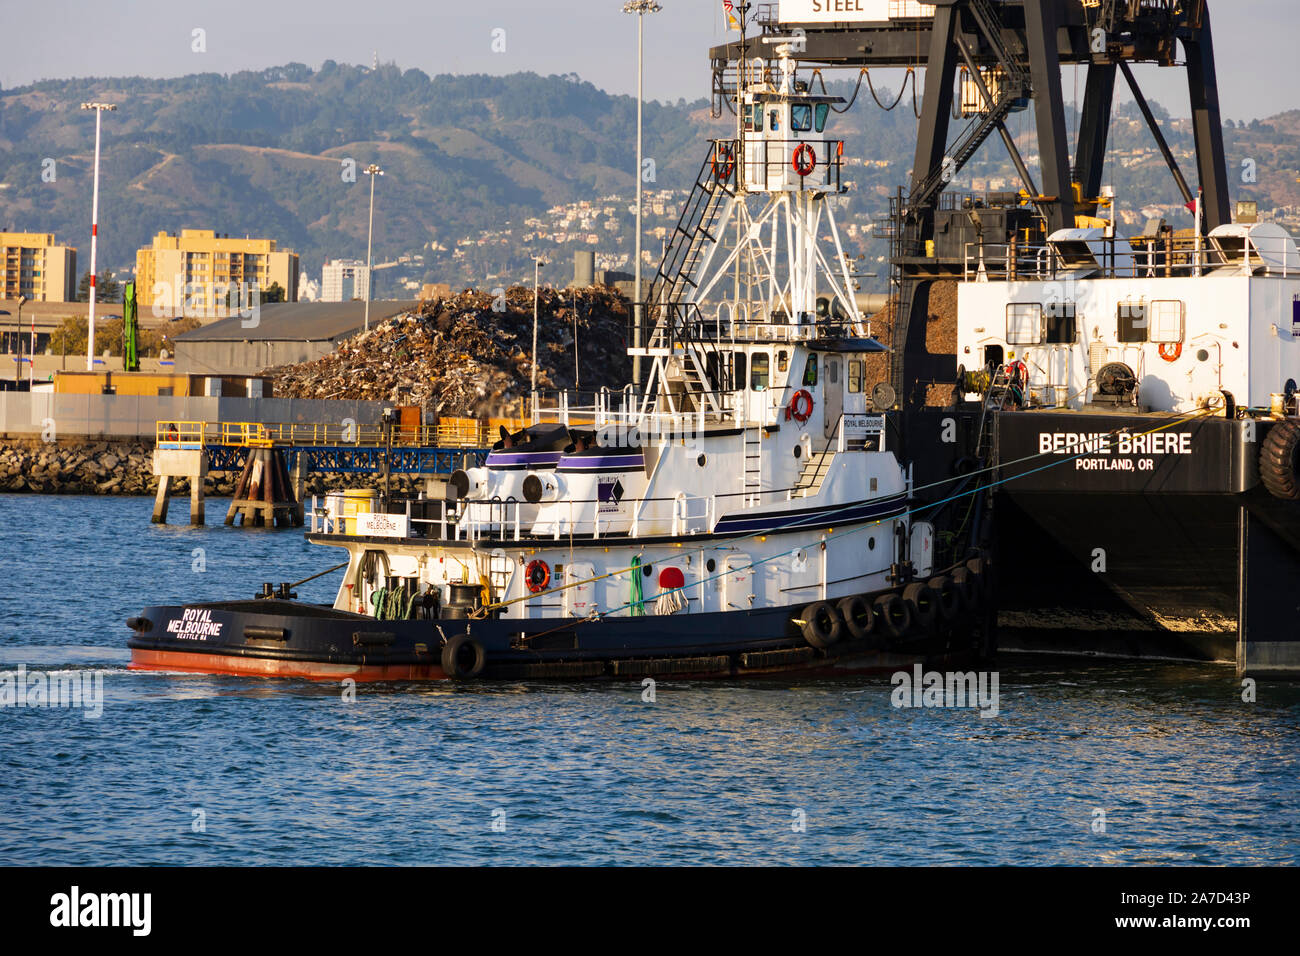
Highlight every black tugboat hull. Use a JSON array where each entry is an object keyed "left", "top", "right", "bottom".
[{"left": 126, "top": 593, "right": 990, "bottom": 682}]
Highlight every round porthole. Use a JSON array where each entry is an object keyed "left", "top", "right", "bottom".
[
  {"left": 697, "top": 454, "right": 707, "bottom": 467},
  {"left": 643, "top": 564, "right": 653, "bottom": 577},
  {"left": 1197, "top": 349, "right": 1210, "bottom": 362},
  {"left": 706, "top": 559, "right": 716, "bottom": 573},
  {"left": 793, "top": 446, "right": 803, "bottom": 459},
  {"left": 868, "top": 537, "right": 876, "bottom": 551}
]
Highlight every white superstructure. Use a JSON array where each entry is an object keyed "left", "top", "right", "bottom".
[
  {"left": 310, "top": 52, "right": 943, "bottom": 631},
  {"left": 956, "top": 222, "right": 1300, "bottom": 413}
]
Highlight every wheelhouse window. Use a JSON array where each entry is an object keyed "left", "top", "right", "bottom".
[
  {"left": 1006, "top": 303, "right": 1043, "bottom": 345},
  {"left": 777, "top": 349, "right": 789, "bottom": 373},
  {"left": 791, "top": 103, "right": 813, "bottom": 133},
  {"left": 814, "top": 102, "right": 829, "bottom": 133},
  {"left": 848, "top": 359, "right": 864, "bottom": 393},
  {"left": 803, "top": 353, "right": 819, "bottom": 387},
  {"left": 744, "top": 104, "right": 764, "bottom": 133},
  {"left": 733, "top": 351, "right": 747, "bottom": 391},
  {"left": 1118, "top": 302, "right": 1148, "bottom": 343},
  {"left": 1150, "top": 300, "right": 1185, "bottom": 343},
  {"left": 751, "top": 352, "right": 770, "bottom": 391},
  {"left": 1044, "top": 302, "right": 1077, "bottom": 344}
]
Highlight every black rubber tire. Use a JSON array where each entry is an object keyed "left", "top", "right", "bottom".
[
  {"left": 1260, "top": 419, "right": 1300, "bottom": 501},
  {"left": 873, "top": 593, "right": 912, "bottom": 644},
  {"left": 441, "top": 634, "right": 487, "bottom": 679},
  {"left": 927, "top": 575, "right": 962, "bottom": 621},
  {"left": 950, "top": 567, "right": 978, "bottom": 607},
  {"left": 800, "top": 601, "right": 844, "bottom": 649},
  {"left": 837, "top": 594, "right": 875, "bottom": 642},
  {"left": 902, "top": 582, "right": 939, "bottom": 630}
]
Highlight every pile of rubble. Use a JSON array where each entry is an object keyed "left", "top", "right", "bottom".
[{"left": 268, "top": 286, "right": 634, "bottom": 418}]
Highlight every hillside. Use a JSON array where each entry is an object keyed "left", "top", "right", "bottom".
[{"left": 1, "top": 63, "right": 1297, "bottom": 296}]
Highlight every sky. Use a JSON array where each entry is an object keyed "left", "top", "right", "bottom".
[{"left": 2, "top": 0, "right": 1297, "bottom": 122}]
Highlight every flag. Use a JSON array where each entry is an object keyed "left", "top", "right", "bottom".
[{"left": 723, "top": 0, "right": 739, "bottom": 30}]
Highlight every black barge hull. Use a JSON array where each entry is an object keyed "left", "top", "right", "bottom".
[{"left": 988, "top": 411, "right": 1300, "bottom": 676}]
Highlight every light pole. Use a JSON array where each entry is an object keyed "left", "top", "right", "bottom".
[
  {"left": 363, "top": 163, "right": 384, "bottom": 331},
  {"left": 11, "top": 299, "right": 22, "bottom": 388},
  {"left": 81, "top": 102, "right": 115, "bottom": 372},
  {"left": 531, "top": 257, "right": 546, "bottom": 400},
  {"left": 20, "top": 295, "right": 31, "bottom": 388},
  {"left": 623, "top": 0, "right": 661, "bottom": 387}
]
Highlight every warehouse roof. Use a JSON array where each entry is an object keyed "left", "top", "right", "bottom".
[{"left": 172, "top": 300, "right": 419, "bottom": 343}]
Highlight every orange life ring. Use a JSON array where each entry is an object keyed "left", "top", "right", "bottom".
[
  {"left": 1005, "top": 360, "right": 1028, "bottom": 387},
  {"left": 525, "top": 559, "right": 550, "bottom": 594},
  {"left": 712, "top": 142, "right": 736, "bottom": 181},
  {"left": 1158, "top": 342, "right": 1183, "bottom": 362},
  {"left": 792, "top": 143, "right": 816, "bottom": 177},
  {"left": 786, "top": 388, "right": 815, "bottom": 424}
]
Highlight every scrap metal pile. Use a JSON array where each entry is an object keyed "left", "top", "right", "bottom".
[{"left": 268, "top": 286, "right": 633, "bottom": 417}]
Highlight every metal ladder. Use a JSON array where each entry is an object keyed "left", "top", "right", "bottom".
[
  {"left": 645, "top": 146, "right": 735, "bottom": 349},
  {"left": 742, "top": 428, "right": 762, "bottom": 505}
]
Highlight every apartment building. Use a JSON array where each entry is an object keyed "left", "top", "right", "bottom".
[
  {"left": 0, "top": 232, "right": 78, "bottom": 302},
  {"left": 135, "top": 229, "right": 298, "bottom": 314},
  {"left": 320, "top": 259, "right": 371, "bottom": 303}
]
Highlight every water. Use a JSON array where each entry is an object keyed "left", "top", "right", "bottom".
[{"left": 2, "top": 494, "right": 1298, "bottom": 865}]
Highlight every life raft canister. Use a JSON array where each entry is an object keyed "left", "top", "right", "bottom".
[
  {"left": 526, "top": 559, "right": 551, "bottom": 593},
  {"left": 792, "top": 143, "right": 816, "bottom": 177},
  {"left": 1158, "top": 342, "right": 1183, "bottom": 362},
  {"left": 786, "top": 388, "right": 815, "bottom": 424}
]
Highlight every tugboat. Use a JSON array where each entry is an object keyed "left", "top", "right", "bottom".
[
  {"left": 127, "top": 47, "right": 994, "bottom": 681},
  {"left": 949, "top": 193, "right": 1300, "bottom": 677}
]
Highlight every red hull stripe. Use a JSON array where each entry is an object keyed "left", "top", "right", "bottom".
[{"left": 129, "top": 648, "right": 447, "bottom": 682}]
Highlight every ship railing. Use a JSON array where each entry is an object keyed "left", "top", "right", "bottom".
[
  {"left": 646, "top": 302, "right": 864, "bottom": 353},
  {"left": 744, "top": 139, "right": 845, "bottom": 193},
  {"left": 418, "top": 482, "right": 864, "bottom": 544},
  {"left": 962, "top": 232, "right": 1299, "bottom": 282}
]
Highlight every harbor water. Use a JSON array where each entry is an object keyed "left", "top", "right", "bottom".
[{"left": 2, "top": 494, "right": 1298, "bottom": 866}]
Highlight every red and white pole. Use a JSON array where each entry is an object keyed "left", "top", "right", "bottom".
[{"left": 81, "top": 102, "right": 114, "bottom": 372}]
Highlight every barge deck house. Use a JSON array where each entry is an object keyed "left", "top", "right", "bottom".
[
  {"left": 127, "top": 46, "right": 994, "bottom": 681},
  {"left": 953, "top": 204, "right": 1300, "bottom": 677}
]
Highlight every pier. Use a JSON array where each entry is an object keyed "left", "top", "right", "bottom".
[{"left": 151, "top": 419, "right": 489, "bottom": 526}]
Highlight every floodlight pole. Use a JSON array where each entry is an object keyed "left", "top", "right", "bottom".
[
  {"left": 81, "top": 102, "right": 116, "bottom": 371},
  {"left": 363, "top": 163, "right": 384, "bottom": 331}
]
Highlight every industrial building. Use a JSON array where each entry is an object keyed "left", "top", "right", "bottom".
[
  {"left": 135, "top": 229, "right": 299, "bottom": 314},
  {"left": 171, "top": 299, "right": 418, "bottom": 375},
  {"left": 0, "top": 232, "right": 78, "bottom": 302}
]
